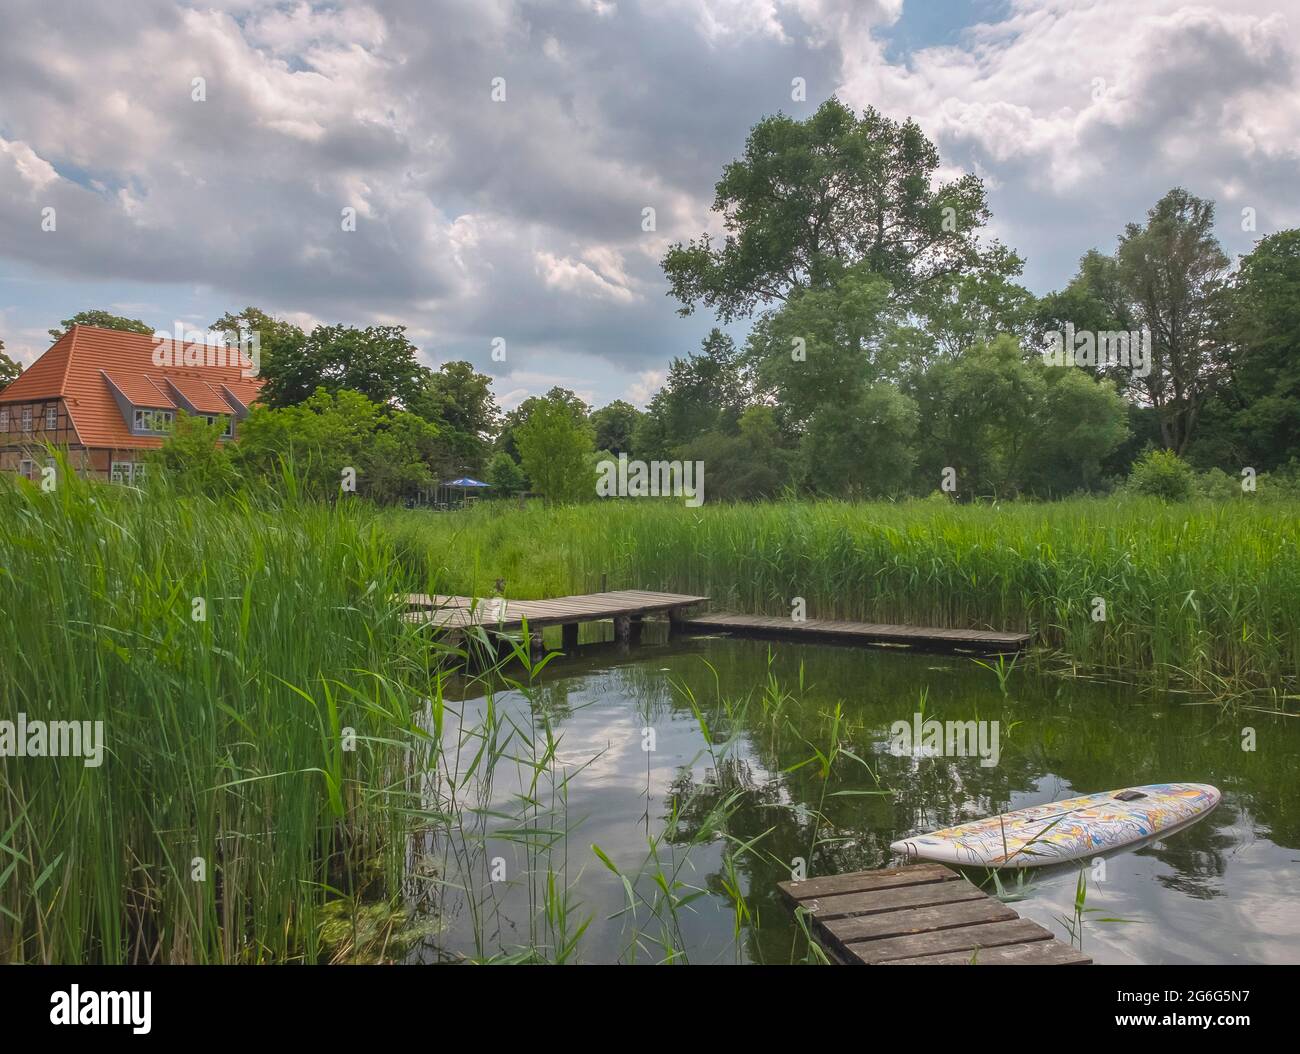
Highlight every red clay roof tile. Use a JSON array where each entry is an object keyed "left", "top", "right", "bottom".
[{"left": 0, "top": 325, "right": 264, "bottom": 449}]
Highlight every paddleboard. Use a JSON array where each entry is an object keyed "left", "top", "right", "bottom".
[{"left": 890, "top": 783, "right": 1220, "bottom": 868}]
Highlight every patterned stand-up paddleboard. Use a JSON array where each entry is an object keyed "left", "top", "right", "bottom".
[{"left": 890, "top": 783, "right": 1221, "bottom": 868}]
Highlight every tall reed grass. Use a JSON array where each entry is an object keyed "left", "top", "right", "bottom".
[
  {"left": 379, "top": 497, "right": 1300, "bottom": 692},
  {"left": 0, "top": 461, "right": 441, "bottom": 963}
]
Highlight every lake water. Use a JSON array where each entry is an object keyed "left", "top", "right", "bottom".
[{"left": 413, "top": 626, "right": 1300, "bottom": 964}]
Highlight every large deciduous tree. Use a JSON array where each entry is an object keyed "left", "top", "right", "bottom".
[
  {"left": 49, "top": 310, "right": 153, "bottom": 341},
  {"left": 661, "top": 98, "right": 1001, "bottom": 321},
  {"left": 256, "top": 324, "right": 425, "bottom": 410},
  {"left": 407, "top": 360, "right": 501, "bottom": 471},
  {"left": 209, "top": 307, "right": 306, "bottom": 388},
  {"left": 1116, "top": 189, "right": 1229, "bottom": 455},
  {"left": 1218, "top": 229, "right": 1300, "bottom": 469}
]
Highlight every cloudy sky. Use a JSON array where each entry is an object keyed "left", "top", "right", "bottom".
[{"left": 1, "top": 0, "right": 1296, "bottom": 409}]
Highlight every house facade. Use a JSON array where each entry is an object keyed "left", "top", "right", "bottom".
[{"left": 0, "top": 325, "right": 263, "bottom": 483}]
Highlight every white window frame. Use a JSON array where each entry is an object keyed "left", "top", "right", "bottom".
[
  {"left": 21, "top": 406, "right": 32, "bottom": 433},
  {"left": 18, "top": 458, "right": 34, "bottom": 480},
  {"left": 110, "top": 460, "right": 132, "bottom": 485},
  {"left": 133, "top": 408, "right": 174, "bottom": 434},
  {"left": 0, "top": 407, "right": 8, "bottom": 431},
  {"left": 132, "top": 462, "right": 147, "bottom": 483},
  {"left": 45, "top": 404, "right": 58, "bottom": 430}
]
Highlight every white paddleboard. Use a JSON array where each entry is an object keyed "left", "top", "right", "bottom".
[{"left": 890, "top": 783, "right": 1221, "bottom": 868}]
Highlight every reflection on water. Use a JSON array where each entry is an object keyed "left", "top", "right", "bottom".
[{"left": 412, "top": 625, "right": 1300, "bottom": 964}]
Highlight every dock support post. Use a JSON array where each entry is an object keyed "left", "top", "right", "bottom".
[
  {"left": 562, "top": 622, "right": 579, "bottom": 650},
  {"left": 668, "top": 606, "right": 686, "bottom": 637},
  {"left": 614, "top": 615, "right": 632, "bottom": 643},
  {"left": 529, "top": 631, "right": 545, "bottom": 662}
]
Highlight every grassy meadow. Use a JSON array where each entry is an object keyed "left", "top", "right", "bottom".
[{"left": 381, "top": 495, "right": 1300, "bottom": 694}]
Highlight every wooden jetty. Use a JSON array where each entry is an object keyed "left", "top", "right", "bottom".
[
  {"left": 405, "top": 589, "right": 710, "bottom": 650},
  {"left": 683, "top": 612, "right": 1030, "bottom": 654},
  {"left": 779, "top": 863, "right": 1090, "bottom": 965}
]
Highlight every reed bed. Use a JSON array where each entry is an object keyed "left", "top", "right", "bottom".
[
  {"left": 0, "top": 463, "right": 442, "bottom": 963},
  {"left": 380, "top": 497, "right": 1300, "bottom": 692}
]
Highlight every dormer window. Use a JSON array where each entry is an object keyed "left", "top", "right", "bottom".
[
  {"left": 134, "top": 408, "right": 174, "bottom": 433},
  {"left": 201, "top": 413, "right": 234, "bottom": 437}
]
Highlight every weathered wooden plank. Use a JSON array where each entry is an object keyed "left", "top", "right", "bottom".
[
  {"left": 807, "top": 880, "right": 988, "bottom": 919},
  {"left": 889, "top": 940, "right": 1092, "bottom": 966},
  {"left": 845, "top": 917, "right": 1055, "bottom": 964},
  {"left": 683, "top": 612, "right": 1030, "bottom": 651},
  {"left": 820, "top": 897, "right": 1018, "bottom": 945},
  {"left": 778, "top": 863, "right": 959, "bottom": 902},
  {"left": 782, "top": 863, "right": 1089, "bottom": 966},
  {"left": 404, "top": 591, "right": 711, "bottom": 632}
]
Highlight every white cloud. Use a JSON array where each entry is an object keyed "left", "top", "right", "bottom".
[{"left": 0, "top": 0, "right": 1296, "bottom": 405}]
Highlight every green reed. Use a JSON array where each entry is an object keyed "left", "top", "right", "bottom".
[
  {"left": 378, "top": 496, "right": 1300, "bottom": 692},
  {"left": 0, "top": 461, "right": 446, "bottom": 963}
]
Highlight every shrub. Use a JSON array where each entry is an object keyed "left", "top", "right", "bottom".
[{"left": 1127, "top": 449, "right": 1195, "bottom": 501}]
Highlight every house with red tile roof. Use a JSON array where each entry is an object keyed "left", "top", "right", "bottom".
[{"left": 0, "top": 325, "right": 264, "bottom": 483}]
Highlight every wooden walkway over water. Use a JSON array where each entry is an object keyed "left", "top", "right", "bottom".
[
  {"left": 683, "top": 612, "right": 1030, "bottom": 653},
  {"left": 403, "top": 591, "right": 1031, "bottom": 654},
  {"left": 405, "top": 590, "right": 710, "bottom": 647},
  {"left": 779, "top": 863, "right": 1090, "bottom": 965}
]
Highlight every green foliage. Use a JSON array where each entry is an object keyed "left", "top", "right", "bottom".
[
  {"left": 257, "top": 323, "right": 424, "bottom": 409},
  {"left": 152, "top": 413, "right": 239, "bottom": 495},
  {"left": 486, "top": 449, "right": 525, "bottom": 495},
  {"left": 911, "top": 244, "right": 1038, "bottom": 358},
  {"left": 746, "top": 264, "right": 895, "bottom": 428},
  {"left": 801, "top": 383, "right": 918, "bottom": 497},
  {"left": 912, "top": 336, "right": 1129, "bottom": 498},
  {"left": 1102, "top": 188, "right": 1229, "bottom": 454},
  {"left": 407, "top": 360, "right": 500, "bottom": 471},
  {"left": 662, "top": 97, "right": 999, "bottom": 320},
  {"left": 590, "top": 400, "right": 642, "bottom": 456},
  {"left": 209, "top": 306, "right": 306, "bottom": 390},
  {"left": 1217, "top": 230, "right": 1300, "bottom": 468},
  {"left": 234, "top": 388, "right": 441, "bottom": 503},
  {"left": 0, "top": 340, "right": 21, "bottom": 389},
  {"left": 515, "top": 392, "right": 596, "bottom": 504},
  {"left": 48, "top": 310, "right": 153, "bottom": 341},
  {"left": 680, "top": 405, "right": 798, "bottom": 500},
  {"left": 635, "top": 330, "right": 748, "bottom": 459},
  {"left": 1127, "top": 449, "right": 1196, "bottom": 501},
  {"left": 497, "top": 387, "right": 589, "bottom": 463}
]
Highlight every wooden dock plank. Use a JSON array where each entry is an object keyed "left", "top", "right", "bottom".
[
  {"left": 847, "top": 918, "right": 1054, "bottom": 964},
  {"left": 781, "top": 863, "right": 1090, "bottom": 966},
  {"left": 779, "top": 862, "right": 958, "bottom": 901},
  {"left": 890, "top": 941, "right": 1092, "bottom": 966},
  {"left": 808, "top": 880, "right": 988, "bottom": 919},
  {"left": 683, "top": 612, "right": 1030, "bottom": 651},
  {"left": 403, "top": 590, "right": 710, "bottom": 631},
  {"left": 820, "top": 898, "right": 1018, "bottom": 944}
]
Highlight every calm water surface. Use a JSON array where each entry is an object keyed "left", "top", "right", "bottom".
[{"left": 415, "top": 627, "right": 1300, "bottom": 964}]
